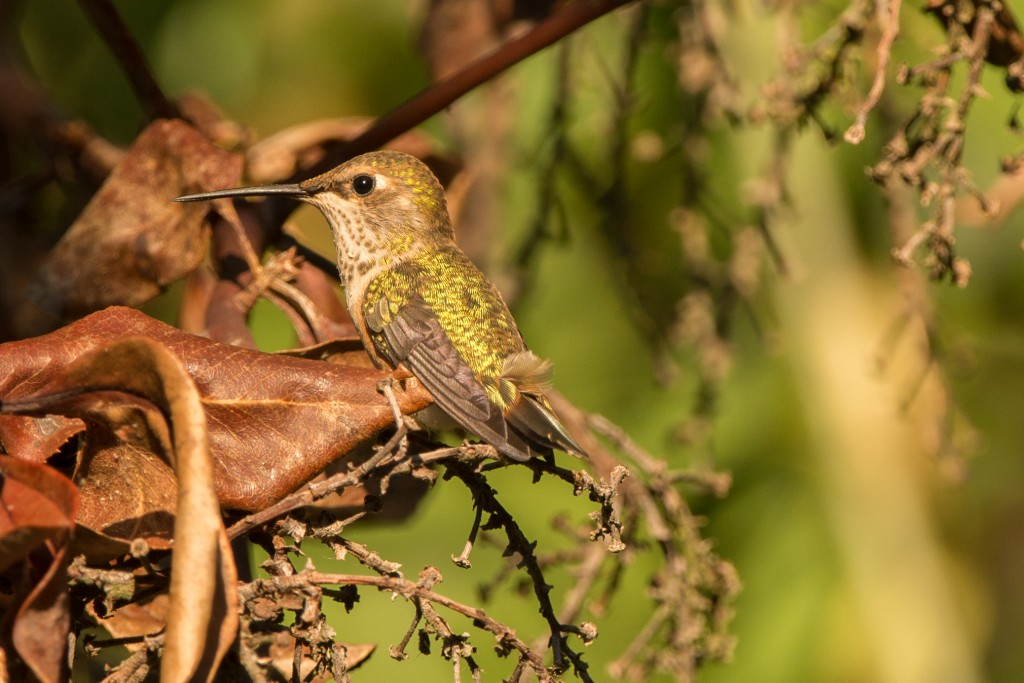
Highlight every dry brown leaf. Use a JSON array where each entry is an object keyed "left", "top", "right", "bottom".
[
  {"left": 0, "top": 414, "right": 83, "bottom": 464},
  {"left": 339, "top": 642, "right": 376, "bottom": 670},
  {"left": 0, "top": 306, "right": 433, "bottom": 513},
  {"left": 266, "top": 633, "right": 375, "bottom": 679},
  {"left": 73, "top": 436, "right": 178, "bottom": 552},
  {"left": 277, "top": 339, "right": 431, "bottom": 519},
  {"left": 25, "top": 119, "right": 242, "bottom": 327},
  {"left": 0, "top": 456, "right": 79, "bottom": 683},
  {"left": 0, "top": 305, "right": 434, "bottom": 679},
  {"left": 1, "top": 337, "right": 237, "bottom": 682},
  {"left": 89, "top": 593, "right": 169, "bottom": 646},
  {"left": 90, "top": 338, "right": 231, "bottom": 683},
  {"left": 276, "top": 337, "right": 378, "bottom": 367}
]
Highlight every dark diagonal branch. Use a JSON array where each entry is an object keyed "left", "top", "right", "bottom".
[
  {"left": 77, "top": 0, "right": 179, "bottom": 120},
  {"left": 264, "top": 0, "right": 636, "bottom": 227},
  {"left": 334, "top": 0, "right": 634, "bottom": 163},
  {"left": 445, "top": 461, "right": 595, "bottom": 681}
]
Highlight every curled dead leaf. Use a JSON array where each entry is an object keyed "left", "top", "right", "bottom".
[
  {"left": 0, "top": 306, "right": 431, "bottom": 680},
  {"left": 2, "top": 336, "right": 237, "bottom": 683},
  {"left": 0, "top": 456, "right": 79, "bottom": 683},
  {"left": 24, "top": 119, "right": 242, "bottom": 330},
  {"left": 0, "top": 413, "right": 83, "bottom": 464}
]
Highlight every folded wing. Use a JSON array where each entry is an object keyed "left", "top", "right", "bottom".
[{"left": 367, "top": 294, "right": 540, "bottom": 461}]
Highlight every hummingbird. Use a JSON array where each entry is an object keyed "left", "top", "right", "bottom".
[{"left": 176, "top": 150, "right": 584, "bottom": 462}]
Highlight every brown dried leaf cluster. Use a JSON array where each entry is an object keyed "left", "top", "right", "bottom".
[
  {"left": 0, "top": 307, "right": 430, "bottom": 681},
  {"left": 0, "top": 457, "right": 79, "bottom": 683}
]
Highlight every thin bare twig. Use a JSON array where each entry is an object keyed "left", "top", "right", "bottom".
[
  {"left": 242, "top": 570, "right": 553, "bottom": 678},
  {"left": 845, "top": 0, "right": 903, "bottom": 144},
  {"left": 445, "top": 461, "right": 594, "bottom": 681}
]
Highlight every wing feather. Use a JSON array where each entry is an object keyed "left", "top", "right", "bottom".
[{"left": 375, "top": 295, "right": 534, "bottom": 461}]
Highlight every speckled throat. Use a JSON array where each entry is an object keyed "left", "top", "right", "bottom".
[{"left": 310, "top": 195, "right": 428, "bottom": 309}]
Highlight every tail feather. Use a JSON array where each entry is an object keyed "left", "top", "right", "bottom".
[{"left": 505, "top": 392, "right": 587, "bottom": 459}]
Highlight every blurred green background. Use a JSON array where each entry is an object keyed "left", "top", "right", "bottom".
[{"left": 11, "top": 1, "right": 1024, "bottom": 681}]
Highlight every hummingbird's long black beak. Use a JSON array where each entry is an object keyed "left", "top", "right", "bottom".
[{"left": 174, "top": 183, "right": 310, "bottom": 203}]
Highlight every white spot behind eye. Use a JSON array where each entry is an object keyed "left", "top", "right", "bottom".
[{"left": 373, "top": 174, "right": 389, "bottom": 190}]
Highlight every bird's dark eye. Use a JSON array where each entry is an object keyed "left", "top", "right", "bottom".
[{"left": 352, "top": 174, "right": 375, "bottom": 196}]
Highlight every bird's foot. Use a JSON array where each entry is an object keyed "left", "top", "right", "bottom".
[{"left": 376, "top": 376, "right": 419, "bottom": 462}]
